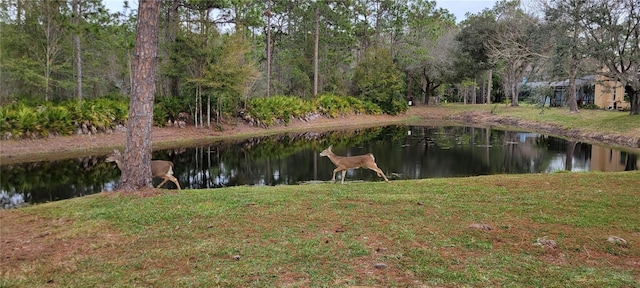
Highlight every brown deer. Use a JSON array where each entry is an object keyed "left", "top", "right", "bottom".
[
  {"left": 319, "top": 145, "right": 389, "bottom": 184},
  {"left": 105, "top": 150, "right": 181, "bottom": 189}
]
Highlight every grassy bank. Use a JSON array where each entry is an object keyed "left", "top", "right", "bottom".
[
  {"left": 444, "top": 103, "right": 640, "bottom": 138},
  {"left": 2, "top": 172, "right": 639, "bottom": 287}
]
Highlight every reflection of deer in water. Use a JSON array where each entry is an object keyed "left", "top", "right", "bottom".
[
  {"left": 319, "top": 145, "right": 389, "bottom": 184},
  {"left": 106, "top": 150, "right": 181, "bottom": 189}
]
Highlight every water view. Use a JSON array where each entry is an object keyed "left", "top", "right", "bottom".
[{"left": 1, "top": 125, "right": 638, "bottom": 208}]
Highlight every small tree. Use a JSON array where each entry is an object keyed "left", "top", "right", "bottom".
[
  {"left": 456, "top": 10, "right": 499, "bottom": 105},
  {"left": 190, "top": 31, "right": 259, "bottom": 125},
  {"left": 485, "top": 0, "right": 546, "bottom": 107},
  {"left": 352, "top": 47, "right": 407, "bottom": 115},
  {"left": 543, "top": 0, "right": 593, "bottom": 113}
]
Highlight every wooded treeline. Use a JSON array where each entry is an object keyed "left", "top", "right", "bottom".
[{"left": 1, "top": 0, "right": 639, "bottom": 116}]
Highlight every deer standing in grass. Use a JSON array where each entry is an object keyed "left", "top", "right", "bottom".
[
  {"left": 106, "top": 150, "right": 181, "bottom": 189},
  {"left": 319, "top": 145, "right": 389, "bottom": 184}
]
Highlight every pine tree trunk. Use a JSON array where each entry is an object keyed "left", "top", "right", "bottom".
[
  {"left": 487, "top": 69, "right": 492, "bottom": 104},
  {"left": 72, "top": 0, "right": 82, "bottom": 105},
  {"left": 120, "top": 0, "right": 161, "bottom": 191},
  {"left": 266, "top": 0, "right": 272, "bottom": 97},
  {"left": 471, "top": 82, "right": 477, "bottom": 104},
  {"left": 313, "top": 5, "right": 319, "bottom": 97}
]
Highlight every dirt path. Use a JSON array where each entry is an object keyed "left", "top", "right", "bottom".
[{"left": 1, "top": 106, "right": 638, "bottom": 164}]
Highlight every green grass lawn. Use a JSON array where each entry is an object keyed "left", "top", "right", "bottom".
[
  {"left": 482, "top": 104, "right": 640, "bottom": 135},
  {"left": 2, "top": 171, "right": 639, "bottom": 287}
]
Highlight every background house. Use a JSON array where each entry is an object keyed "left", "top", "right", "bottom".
[
  {"left": 592, "top": 75, "right": 628, "bottom": 110},
  {"left": 522, "top": 75, "right": 628, "bottom": 110}
]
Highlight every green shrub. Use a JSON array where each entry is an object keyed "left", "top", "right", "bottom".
[
  {"left": 247, "top": 95, "right": 315, "bottom": 126},
  {"left": 246, "top": 94, "right": 383, "bottom": 127},
  {"left": 155, "top": 95, "right": 188, "bottom": 126},
  {"left": 344, "top": 96, "right": 366, "bottom": 114},
  {"left": 39, "top": 104, "right": 74, "bottom": 135},
  {"left": 110, "top": 100, "right": 129, "bottom": 124},
  {"left": 314, "top": 94, "right": 382, "bottom": 117},
  {"left": 315, "top": 94, "right": 351, "bottom": 117},
  {"left": 13, "top": 104, "right": 40, "bottom": 137},
  {"left": 1, "top": 104, "right": 17, "bottom": 137},
  {"left": 80, "top": 102, "right": 113, "bottom": 130},
  {"left": 579, "top": 103, "right": 599, "bottom": 110},
  {"left": 0, "top": 96, "right": 132, "bottom": 139},
  {"left": 386, "top": 97, "right": 409, "bottom": 115},
  {"left": 153, "top": 102, "right": 169, "bottom": 126},
  {"left": 0, "top": 105, "right": 9, "bottom": 132},
  {"left": 362, "top": 101, "right": 383, "bottom": 115}
]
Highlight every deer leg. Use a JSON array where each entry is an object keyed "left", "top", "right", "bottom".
[
  {"left": 157, "top": 175, "right": 181, "bottom": 189},
  {"left": 332, "top": 168, "right": 341, "bottom": 182},
  {"left": 168, "top": 175, "right": 181, "bottom": 190},
  {"left": 341, "top": 170, "right": 347, "bottom": 184},
  {"left": 156, "top": 178, "right": 169, "bottom": 188},
  {"left": 369, "top": 167, "right": 390, "bottom": 182}
]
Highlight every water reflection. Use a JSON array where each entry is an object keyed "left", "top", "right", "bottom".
[
  {"left": 0, "top": 156, "right": 120, "bottom": 208},
  {"left": 1, "top": 125, "right": 638, "bottom": 208}
]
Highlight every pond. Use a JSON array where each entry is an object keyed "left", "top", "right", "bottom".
[{"left": 1, "top": 125, "right": 638, "bottom": 209}]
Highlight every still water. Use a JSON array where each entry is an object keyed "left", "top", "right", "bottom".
[{"left": 1, "top": 125, "right": 638, "bottom": 208}]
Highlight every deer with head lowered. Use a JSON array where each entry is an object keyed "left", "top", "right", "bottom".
[
  {"left": 319, "top": 145, "right": 389, "bottom": 184},
  {"left": 106, "top": 149, "right": 181, "bottom": 189}
]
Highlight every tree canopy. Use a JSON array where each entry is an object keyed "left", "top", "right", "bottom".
[{"left": 1, "top": 0, "right": 638, "bottom": 115}]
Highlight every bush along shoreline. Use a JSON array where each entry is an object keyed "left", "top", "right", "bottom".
[{"left": 1, "top": 94, "right": 396, "bottom": 140}]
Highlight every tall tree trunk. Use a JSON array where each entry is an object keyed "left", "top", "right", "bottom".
[
  {"left": 407, "top": 75, "right": 413, "bottom": 104},
  {"left": 168, "top": 0, "right": 180, "bottom": 97},
  {"left": 194, "top": 87, "right": 200, "bottom": 127},
  {"left": 422, "top": 68, "right": 437, "bottom": 105},
  {"left": 422, "top": 75, "right": 428, "bottom": 105},
  {"left": 313, "top": 5, "right": 319, "bottom": 97},
  {"left": 266, "top": 0, "right": 272, "bottom": 97},
  {"left": 471, "top": 81, "right": 477, "bottom": 104},
  {"left": 511, "top": 82, "right": 518, "bottom": 106},
  {"left": 43, "top": 0, "right": 59, "bottom": 101},
  {"left": 487, "top": 68, "right": 492, "bottom": 104},
  {"left": 480, "top": 77, "right": 485, "bottom": 104},
  {"left": 567, "top": 27, "right": 579, "bottom": 113},
  {"left": 630, "top": 87, "right": 639, "bottom": 115},
  {"left": 567, "top": 70, "right": 579, "bottom": 112},
  {"left": 120, "top": 0, "right": 161, "bottom": 191},
  {"left": 72, "top": 0, "right": 82, "bottom": 105},
  {"left": 463, "top": 86, "right": 467, "bottom": 105},
  {"left": 510, "top": 70, "right": 519, "bottom": 106}
]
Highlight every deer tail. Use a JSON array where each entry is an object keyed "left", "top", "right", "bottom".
[{"left": 369, "top": 153, "right": 375, "bottom": 161}]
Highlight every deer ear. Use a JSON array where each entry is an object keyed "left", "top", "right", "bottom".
[{"left": 328, "top": 145, "right": 333, "bottom": 150}]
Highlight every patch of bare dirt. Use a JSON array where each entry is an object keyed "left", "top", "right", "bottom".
[{"left": 0, "top": 208, "right": 125, "bottom": 276}]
